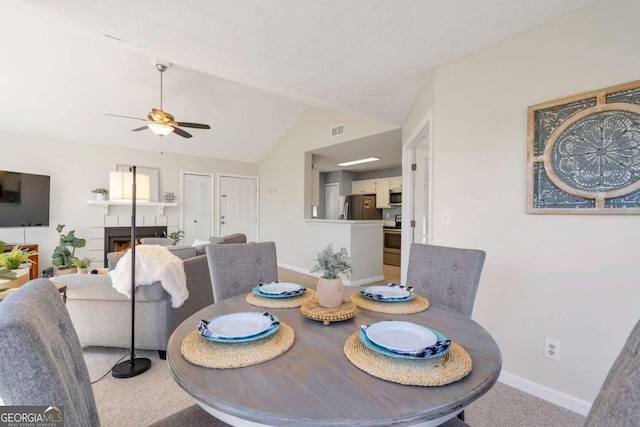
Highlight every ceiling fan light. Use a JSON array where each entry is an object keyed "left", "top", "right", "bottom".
[{"left": 148, "top": 123, "right": 173, "bottom": 136}]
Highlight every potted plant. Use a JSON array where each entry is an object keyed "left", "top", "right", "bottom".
[
  {"left": 0, "top": 245, "right": 37, "bottom": 270},
  {"left": 162, "top": 229, "right": 185, "bottom": 245},
  {"left": 0, "top": 245, "right": 36, "bottom": 287},
  {"left": 92, "top": 188, "right": 108, "bottom": 200},
  {"left": 71, "top": 257, "right": 92, "bottom": 274},
  {"left": 310, "top": 244, "right": 351, "bottom": 308},
  {"left": 52, "top": 224, "right": 87, "bottom": 275}
]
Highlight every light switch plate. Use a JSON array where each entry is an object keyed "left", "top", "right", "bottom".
[{"left": 441, "top": 210, "right": 451, "bottom": 226}]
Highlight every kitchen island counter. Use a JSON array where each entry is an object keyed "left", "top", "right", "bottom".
[{"left": 303, "top": 220, "right": 384, "bottom": 286}]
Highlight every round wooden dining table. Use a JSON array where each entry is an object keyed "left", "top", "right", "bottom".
[{"left": 167, "top": 288, "right": 501, "bottom": 427}]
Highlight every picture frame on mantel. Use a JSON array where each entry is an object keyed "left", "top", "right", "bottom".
[
  {"left": 527, "top": 79, "right": 640, "bottom": 215},
  {"left": 116, "top": 164, "right": 160, "bottom": 202}
]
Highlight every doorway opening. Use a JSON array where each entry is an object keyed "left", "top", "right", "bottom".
[
  {"left": 324, "top": 183, "right": 340, "bottom": 220},
  {"left": 401, "top": 111, "right": 433, "bottom": 282}
]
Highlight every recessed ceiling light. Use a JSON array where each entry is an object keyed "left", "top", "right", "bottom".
[{"left": 337, "top": 157, "right": 380, "bottom": 167}]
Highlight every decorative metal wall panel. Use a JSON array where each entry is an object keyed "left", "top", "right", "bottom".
[{"left": 527, "top": 80, "right": 640, "bottom": 214}]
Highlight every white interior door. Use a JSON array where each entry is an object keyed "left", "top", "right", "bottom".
[
  {"left": 219, "top": 175, "right": 258, "bottom": 241},
  {"left": 324, "top": 183, "right": 340, "bottom": 220},
  {"left": 182, "top": 173, "right": 213, "bottom": 245}
]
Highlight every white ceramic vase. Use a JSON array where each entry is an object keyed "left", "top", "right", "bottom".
[{"left": 317, "top": 277, "right": 344, "bottom": 308}]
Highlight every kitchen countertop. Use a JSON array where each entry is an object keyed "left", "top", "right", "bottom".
[{"left": 305, "top": 219, "right": 385, "bottom": 225}]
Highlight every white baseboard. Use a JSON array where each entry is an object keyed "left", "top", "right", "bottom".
[
  {"left": 278, "top": 262, "right": 312, "bottom": 277},
  {"left": 499, "top": 371, "right": 592, "bottom": 416},
  {"left": 277, "top": 263, "right": 383, "bottom": 287},
  {"left": 347, "top": 275, "right": 385, "bottom": 286}
]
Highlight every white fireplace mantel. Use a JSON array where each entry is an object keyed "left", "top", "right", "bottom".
[{"left": 86, "top": 200, "right": 178, "bottom": 216}]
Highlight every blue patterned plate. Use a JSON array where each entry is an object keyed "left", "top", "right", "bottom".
[
  {"left": 358, "top": 325, "right": 450, "bottom": 360},
  {"left": 252, "top": 286, "right": 306, "bottom": 299},
  {"left": 360, "top": 284, "right": 415, "bottom": 302},
  {"left": 198, "top": 312, "right": 280, "bottom": 343}
]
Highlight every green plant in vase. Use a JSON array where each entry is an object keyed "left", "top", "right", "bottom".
[
  {"left": 311, "top": 244, "right": 351, "bottom": 308},
  {"left": 311, "top": 244, "right": 352, "bottom": 279},
  {"left": 52, "top": 224, "right": 87, "bottom": 271},
  {"left": 161, "top": 229, "right": 185, "bottom": 245},
  {"left": 92, "top": 188, "right": 108, "bottom": 200},
  {"left": 71, "top": 257, "right": 93, "bottom": 274},
  {"left": 0, "top": 246, "right": 37, "bottom": 270}
]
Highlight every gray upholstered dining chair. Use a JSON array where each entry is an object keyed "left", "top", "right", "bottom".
[
  {"left": 206, "top": 241, "right": 278, "bottom": 302},
  {"left": 583, "top": 317, "right": 640, "bottom": 427},
  {"left": 0, "top": 279, "right": 228, "bottom": 427},
  {"left": 406, "top": 243, "right": 486, "bottom": 318},
  {"left": 441, "top": 317, "right": 640, "bottom": 427}
]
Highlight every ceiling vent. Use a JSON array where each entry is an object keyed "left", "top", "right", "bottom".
[{"left": 330, "top": 124, "right": 344, "bottom": 137}]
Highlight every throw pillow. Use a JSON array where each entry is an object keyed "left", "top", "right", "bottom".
[{"left": 192, "top": 238, "right": 210, "bottom": 247}]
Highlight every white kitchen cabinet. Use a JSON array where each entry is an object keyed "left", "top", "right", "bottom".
[
  {"left": 351, "top": 180, "right": 365, "bottom": 194},
  {"left": 375, "top": 178, "right": 390, "bottom": 208},
  {"left": 351, "top": 179, "right": 376, "bottom": 194},
  {"left": 389, "top": 176, "right": 402, "bottom": 191}
]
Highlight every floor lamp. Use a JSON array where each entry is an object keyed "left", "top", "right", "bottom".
[{"left": 109, "top": 166, "right": 152, "bottom": 378}]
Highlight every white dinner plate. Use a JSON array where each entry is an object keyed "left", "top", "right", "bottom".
[
  {"left": 206, "top": 312, "right": 274, "bottom": 339},
  {"left": 259, "top": 282, "right": 303, "bottom": 295},
  {"left": 361, "top": 285, "right": 411, "bottom": 299},
  {"left": 365, "top": 321, "right": 437, "bottom": 353}
]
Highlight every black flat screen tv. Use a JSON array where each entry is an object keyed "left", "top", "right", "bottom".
[{"left": 0, "top": 170, "right": 50, "bottom": 228}]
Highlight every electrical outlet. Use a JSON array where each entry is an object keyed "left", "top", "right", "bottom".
[{"left": 544, "top": 337, "right": 560, "bottom": 361}]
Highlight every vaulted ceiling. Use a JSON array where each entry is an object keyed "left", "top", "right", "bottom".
[{"left": 2, "top": 0, "right": 595, "bottom": 163}]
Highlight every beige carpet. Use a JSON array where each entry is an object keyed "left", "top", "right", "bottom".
[{"left": 85, "top": 346, "right": 587, "bottom": 427}]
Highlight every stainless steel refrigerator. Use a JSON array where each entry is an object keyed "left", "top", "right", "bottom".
[{"left": 345, "top": 194, "right": 382, "bottom": 220}]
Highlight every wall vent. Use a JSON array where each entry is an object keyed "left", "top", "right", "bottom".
[{"left": 330, "top": 124, "right": 344, "bottom": 137}]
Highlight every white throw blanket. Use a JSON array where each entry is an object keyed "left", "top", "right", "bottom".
[{"left": 109, "top": 245, "right": 188, "bottom": 308}]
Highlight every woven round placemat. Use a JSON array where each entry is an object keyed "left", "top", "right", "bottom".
[
  {"left": 350, "top": 293, "right": 430, "bottom": 314},
  {"left": 246, "top": 289, "right": 317, "bottom": 308},
  {"left": 343, "top": 332, "right": 472, "bottom": 386},
  {"left": 181, "top": 323, "right": 295, "bottom": 369}
]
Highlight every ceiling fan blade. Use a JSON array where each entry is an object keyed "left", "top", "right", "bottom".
[
  {"left": 105, "top": 113, "right": 146, "bottom": 121},
  {"left": 131, "top": 126, "right": 149, "bottom": 132},
  {"left": 172, "top": 127, "right": 193, "bottom": 138},
  {"left": 176, "top": 122, "right": 211, "bottom": 129}
]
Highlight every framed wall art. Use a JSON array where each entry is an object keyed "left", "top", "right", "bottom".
[
  {"left": 527, "top": 79, "right": 640, "bottom": 214},
  {"left": 116, "top": 164, "right": 160, "bottom": 202}
]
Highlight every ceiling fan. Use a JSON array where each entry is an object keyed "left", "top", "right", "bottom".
[{"left": 106, "top": 63, "right": 211, "bottom": 138}]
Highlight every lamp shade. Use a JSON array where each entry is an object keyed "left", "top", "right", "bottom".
[
  {"left": 148, "top": 123, "right": 174, "bottom": 136},
  {"left": 109, "top": 171, "right": 151, "bottom": 202}
]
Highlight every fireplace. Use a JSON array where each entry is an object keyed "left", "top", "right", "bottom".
[{"left": 104, "top": 226, "right": 167, "bottom": 265}]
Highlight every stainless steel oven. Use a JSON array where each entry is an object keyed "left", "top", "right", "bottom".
[{"left": 383, "top": 228, "right": 401, "bottom": 266}]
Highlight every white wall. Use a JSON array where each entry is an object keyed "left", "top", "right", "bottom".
[
  {"left": 0, "top": 131, "right": 257, "bottom": 271},
  {"left": 403, "top": 0, "right": 640, "bottom": 408},
  {"left": 259, "top": 108, "right": 397, "bottom": 272}
]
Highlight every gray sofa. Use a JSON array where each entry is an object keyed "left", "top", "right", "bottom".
[{"left": 54, "top": 233, "right": 247, "bottom": 358}]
